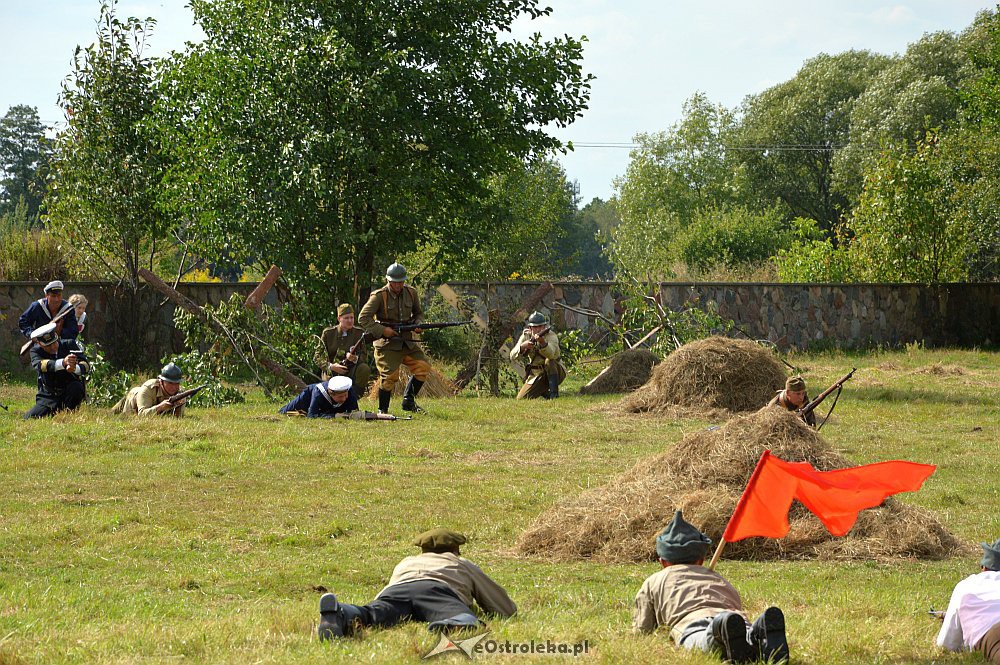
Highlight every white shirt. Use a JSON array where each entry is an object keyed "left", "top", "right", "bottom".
[{"left": 937, "top": 570, "right": 1000, "bottom": 651}]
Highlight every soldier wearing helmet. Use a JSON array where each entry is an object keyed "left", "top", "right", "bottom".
[{"left": 510, "top": 310, "right": 565, "bottom": 400}]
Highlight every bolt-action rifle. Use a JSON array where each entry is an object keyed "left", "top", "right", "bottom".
[
  {"left": 334, "top": 410, "right": 413, "bottom": 421},
  {"left": 382, "top": 320, "right": 472, "bottom": 335},
  {"left": 19, "top": 306, "right": 75, "bottom": 356},
  {"left": 167, "top": 385, "right": 205, "bottom": 405},
  {"left": 527, "top": 325, "right": 551, "bottom": 349},
  {"left": 342, "top": 334, "right": 372, "bottom": 371},
  {"left": 799, "top": 368, "right": 856, "bottom": 429}
]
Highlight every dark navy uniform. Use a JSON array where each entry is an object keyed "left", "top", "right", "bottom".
[
  {"left": 18, "top": 299, "right": 79, "bottom": 341},
  {"left": 26, "top": 340, "right": 90, "bottom": 419},
  {"left": 279, "top": 384, "right": 359, "bottom": 418}
]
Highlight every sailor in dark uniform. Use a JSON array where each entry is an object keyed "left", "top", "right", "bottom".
[
  {"left": 279, "top": 376, "right": 359, "bottom": 418},
  {"left": 18, "top": 280, "right": 79, "bottom": 341},
  {"left": 25, "top": 322, "right": 90, "bottom": 419}
]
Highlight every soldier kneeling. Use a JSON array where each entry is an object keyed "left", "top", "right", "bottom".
[
  {"left": 510, "top": 311, "right": 566, "bottom": 400},
  {"left": 24, "top": 322, "right": 89, "bottom": 419}
]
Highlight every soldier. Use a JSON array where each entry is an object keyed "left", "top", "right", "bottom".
[
  {"left": 633, "top": 511, "right": 789, "bottom": 664},
  {"left": 18, "top": 280, "right": 79, "bottom": 341},
  {"left": 317, "top": 527, "right": 517, "bottom": 640},
  {"left": 279, "top": 376, "right": 359, "bottom": 418},
  {"left": 936, "top": 537, "right": 1000, "bottom": 663},
  {"left": 358, "top": 263, "right": 431, "bottom": 414},
  {"left": 112, "top": 363, "right": 188, "bottom": 417},
  {"left": 24, "top": 322, "right": 89, "bottom": 419},
  {"left": 510, "top": 311, "right": 565, "bottom": 400},
  {"left": 767, "top": 376, "right": 815, "bottom": 427},
  {"left": 317, "top": 303, "right": 371, "bottom": 393}
]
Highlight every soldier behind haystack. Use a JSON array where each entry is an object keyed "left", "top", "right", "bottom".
[
  {"left": 113, "top": 363, "right": 188, "bottom": 417},
  {"left": 24, "top": 322, "right": 89, "bottom": 419},
  {"left": 358, "top": 263, "right": 431, "bottom": 414},
  {"left": 767, "top": 376, "right": 816, "bottom": 427},
  {"left": 317, "top": 303, "right": 371, "bottom": 392},
  {"left": 18, "top": 280, "right": 79, "bottom": 342},
  {"left": 510, "top": 311, "right": 566, "bottom": 400}
]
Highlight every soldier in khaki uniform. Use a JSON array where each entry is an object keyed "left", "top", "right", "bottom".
[
  {"left": 510, "top": 311, "right": 565, "bottom": 400},
  {"left": 113, "top": 363, "right": 188, "bottom": 417},
  {"left": 358, "top": 263, "right": 431, "bottom": 414},
  {"left": 767, "top": 376, "right": 816, "bottom": 427},
  {"left": 317, "top": 303, "right": 371, "bottom": 392}
]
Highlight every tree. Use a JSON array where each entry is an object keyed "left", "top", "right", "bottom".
[
  {"left": 0, "top": 105, "right": 52, "bottom": 221},
  {"left": 155, "top": 0, "right": 592, "bottom": 310},
  {"left": 738, "top": 51, "right": 892, "bottom": 233}
]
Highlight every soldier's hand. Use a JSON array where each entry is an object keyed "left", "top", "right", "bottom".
[
  {"left": 412, "top": 327, "right": 423, "bottom": 335},
  {"left": 345, "top": 352, "right": 358, "bottom": 363},
  {"left": 383, "top": 326, "right": 398, "bottom": 338},
  {"left": 519, "top": 341, "right": 533, "bottom": 354},
  {"left": 331, "top": 363, "right": 348, "bottom": 374},
  {"left": 64, "top": 354, "right": 79, "bottom": 371},
  {"left": 156, "top": 400, "right": 174, "bottom": 413}
]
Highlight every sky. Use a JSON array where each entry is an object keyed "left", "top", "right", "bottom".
[{"left": 1, "top": 1, "right": 995, "bottom": 202}]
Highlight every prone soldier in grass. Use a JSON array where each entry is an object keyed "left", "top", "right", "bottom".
[{"left": 113, "top": 363, "right": 190, "bottom": 417}]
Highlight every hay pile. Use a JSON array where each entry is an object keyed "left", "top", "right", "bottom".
[
  {"left": 620, "top": 337, "right": 786, "bottom": 417},
  {"left": 580, "top": 349, "right": 659, "bottom": 396},
  {"left": 365, "top": 360, "right": 458, "bottom": 399},
  {"left": 515, "top": 408, "right": 963, "bottom": 563}
]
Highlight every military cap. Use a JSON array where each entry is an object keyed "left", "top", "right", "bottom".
[
  {"left": 44, "top": 280, "right": 65, "bottom": 293},
  {"left": 30, "top": 322, "right": 59, "bottom": 346},
  {"left": 337, "top": 303, "right": 354, "bottom": 317},
  {"left": 655, "top": 510, "right": 713, "bottom": 564},
  {"left": 327, "top": 376, "right": 352, "bottom": 393},
  {"left": 413, "top": 528, "right": 467, "bottom": 553},
  {"left": 158, "top": 363, "right": 184, "bottom": 384},
  {"left": 385, "top": 262, "right": 407, "bottom": 282},
  {"left": 982, "top": 538, "right": 1000, "bottom": 571},
  {"left": 526, "top": 311, "right": 549, "bottom": 326},
  {"left": 785, "top": 376, "right": 806, "bottom": 392}
]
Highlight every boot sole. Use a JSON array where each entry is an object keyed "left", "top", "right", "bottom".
[
  {"left": 718, "top": 613, "right": 753, "bottom": 664},
  {"left": 759, "top": 607, "right": 789, "bottom": 663}
]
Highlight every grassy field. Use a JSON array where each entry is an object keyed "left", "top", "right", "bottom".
[{"left": 1, "top": 346, "right": 998, "bottom": 664}]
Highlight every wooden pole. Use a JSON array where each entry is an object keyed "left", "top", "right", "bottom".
[
  {"left": 244, "top": 265, "right": 282, "bottom": 311},
  {"left": 708, "top": 538, "right": 728, "bottom": 570}
]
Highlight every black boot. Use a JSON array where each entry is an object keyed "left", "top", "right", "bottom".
[
  {"left": 401, "top": 378, "right": 425, "bottom": 413},
  {"left": 378, "top": 389, "right": 391, "bottom": 414},
  {"left": 546, "top": 371, "right": 560, "bottom": 399},
  {"left": 750, "top": 606, "right": 789, "bottom": 664},
  {"left": 709, "top": 611, "right": 753, "bottom": 663},
  {"left": 318, "top": 592, "right": 364, "bottom": 640}
]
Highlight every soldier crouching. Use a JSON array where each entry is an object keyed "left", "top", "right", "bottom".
[
  {"left": 510, "top": 311, "right": 566, "bottom": 400},
  {"left": 25, "top": 322, "right": 89, "bottom": 419}
]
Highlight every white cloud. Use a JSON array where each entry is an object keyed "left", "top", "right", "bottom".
[{"left": 870, "top": 5, "right": 917, "bottom": 25}]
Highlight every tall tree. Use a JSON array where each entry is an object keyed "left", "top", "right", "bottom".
[
  {"left": 0, "top": 105, "right": 52, "bottom": 221},
  {"left": 738, "top": 50, "right": 892, "bottom": 233},
  {"left": 155, "top": 0, "right": 591, "bottom": 310}
]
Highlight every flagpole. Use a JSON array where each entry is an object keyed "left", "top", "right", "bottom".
[{"left": 709, "top": 449, "right": 772, "bottom": 570}]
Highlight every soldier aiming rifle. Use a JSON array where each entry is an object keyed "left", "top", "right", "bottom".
[{"left": 510, "top": 311, "right": 566, "bottom": 400}]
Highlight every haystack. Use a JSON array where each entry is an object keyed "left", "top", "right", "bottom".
[
  {"left": 515, "top": 408, "right": 963, "bottom": 563},
  {"left": 365, "top": 361, "right": 458, "bottom": 399},
  {"left": 620, "top": 336, "right": 786, "bottom": 417},
  {"left": 580, "top": 349, "right": 659, "bottom": 395}
]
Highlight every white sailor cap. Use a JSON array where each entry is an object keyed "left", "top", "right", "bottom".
[
  {"left": 43, "top": 280, "right": 65, "bottom": 293},
  {"left": 30, "top": 322, "right": 59, "bottom": 345},
  {"left": 327, "top": 376, "right": 353, "bottom": 393}
]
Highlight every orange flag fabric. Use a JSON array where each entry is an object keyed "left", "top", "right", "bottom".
[{"left": 722, "top": 450, "right": 936, "bottom": 542}]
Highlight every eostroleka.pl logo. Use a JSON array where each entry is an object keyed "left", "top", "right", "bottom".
[{"left": 423, "top": 633, "right": 591, "bottom": 659}]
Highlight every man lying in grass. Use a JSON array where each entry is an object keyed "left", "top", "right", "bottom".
[
  {"left": 317, "top": 528, "right": 517, "bottom": 640},
  {"left": 279, "top": 376, "right": 359, "bottom": 418},
  {"left": 632, "top": 511, "right": 789, "bottom": 664},
  {"left": 937, "top": 537, "right": 1000, "bottom": 664}
]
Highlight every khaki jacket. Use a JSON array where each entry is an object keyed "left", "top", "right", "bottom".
[
  {"left": 112, "top": 379, "right": 184, "bottom": 417},
  {"left": 379, "top": 552, "right": 517, "bottom": 617},
  {"left": 632, "top": 564, "right": 744, "bottom": 642},
  {"left": 768, "top": 390, "right": 816, "bottom": 426},
  {"left": 316, "top": 324, "right": 366, "bottom": 373},
  {"left": 358, "top": 284, "right": 423, "bottom": 351},
  {"left": 510, "top": 328, "right": 563, "bottom": 376}
]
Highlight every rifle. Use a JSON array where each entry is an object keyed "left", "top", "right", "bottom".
[
  {"left": 383, "top": 320, "right": 472, "bottom": 335},
  {"left": 799, "top": 368, "right": 856, "bottom": 429},
  {"left": 334, "top": 410, "right": 413, "bottom": 421},
  {"left": 167, "top": 385, "right": 205, "bottom": 405},
  {"left": 342, "top": 333, "right": 372, "bottom": 371},
  {"left": 19, "top": 305, "right": 75, "bottom": 356}
]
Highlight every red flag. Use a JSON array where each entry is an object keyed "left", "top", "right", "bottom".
[{"left": 722, "top": 450, "right": 936, "bottom": 542}]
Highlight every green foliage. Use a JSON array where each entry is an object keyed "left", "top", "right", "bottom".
[
  {"left": 85, "top": 343, "right": 137, "bottom": 407},
  {"left": 417, "top": 293, "right": 479, "bottom": 364},
  {"left": 557, "top": 328, "right": 599, "bottom": 371},
  {"left": 154, "top": 0, "right": 592, "bottom": 309},
  {"left": 0, "top": 105, "right": 52, "bottom": 220},
  {"left": 775, "top": 218, "right": 853, "bottom": 283},
  {"left": 160, "top": 351, "right": 244, "bottom": 407},
  {"left": 0, "top": 198, "right": 70, "bottom": 281},
  {"left": 672, "top": 205, "right": 790, "bottom": 274},
  {"left": 46, "top": 0, "right": 173, "bottom": 291}
]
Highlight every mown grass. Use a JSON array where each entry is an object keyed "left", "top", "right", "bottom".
[{"left": 1, "top": 347, "right": 998, "bottom": 664}]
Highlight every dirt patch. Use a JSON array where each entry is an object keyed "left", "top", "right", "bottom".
[{"left": 911, "top": 363, "right": 967, "bottom": 377}]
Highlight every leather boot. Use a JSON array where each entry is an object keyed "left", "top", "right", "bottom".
[
  {"left": 378, "top": 389, "right": 391, "bottom": 414},
  {"left": 401, "top": 377, "right": 425, "bottom": 413},
  {"left": 546, "top": 371, "right": 560, "bottom": 399},
  {"left": 318, "top": 592, "right": 365, "bottom": 640},
  {"left": 750, "top": 606, "right": 789, "bottom": 664},
  {"left": 709, "top": 611, "right": 753, "bottom": 663}
]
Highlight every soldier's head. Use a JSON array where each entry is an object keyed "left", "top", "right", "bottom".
[
  {"left": 158, "top": 363, "right": 184, "bottom": 396},
  {"left": 981, "top": 538, "right": 1000, "bottom": 572},
  {"left": 655, "top": 510, "right": 712, "bottom": 568},
  {"left": 784, "top": 376, "right": 807, "bottom": 406},
  {"left": 31, "top": 323, "right": 59, "bottom": 353},
  {"left": 385, "top": 262, "right": 407, "bottom": 293},
  {"left": 337, "top": 303, "right": 355, "bottom": 329},
  {"left": 44, "top": 281, "right": 64, "bottom": 308},
  {"left": 526, "top": 311, "right": 549, "bottom": 335},
  {"left": 412, "top": 528, "right": 466, "bottom": 556},
  {"left": 326, "top": 376, "right": 352, "bottom": 404}
]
